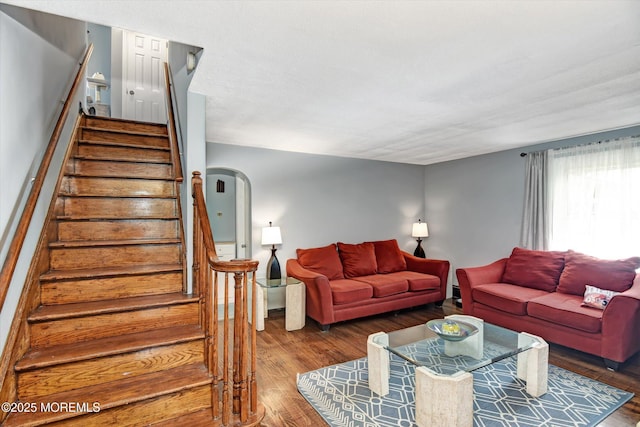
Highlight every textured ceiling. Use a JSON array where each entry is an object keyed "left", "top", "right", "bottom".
[{"left": 6, "top": 0, "right": 640, "bottom": 165}]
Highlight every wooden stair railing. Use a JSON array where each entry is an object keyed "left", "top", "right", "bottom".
[
  {"left": 0, "top": 44, "right": 93, "bottom": 310},
  {"left": 164, "top": 61, "right": 188, "bottom": 293},
  {"left": 163, "top": 62, "right": 183, "bottom": 183},
  {"left": 192, "top": 171, "right": 265, "bottom": 427}
]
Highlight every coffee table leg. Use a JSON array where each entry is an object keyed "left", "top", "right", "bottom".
[
  {"left": 254, "top": 284, "right": 265, "bottom": 332},
  {"left": 444, "top": 314, "right": 484, "bottom": 359},
  {"left": 285, "top": 281, "right": 305, "bottom": 331},
  {"left": 517, "top": 332, "right": 548, "bottom": 397},
  {"left": 415, "top": 367, "right": 473, "bottom": 427},
  {"left": 367, "top": 332, "right": 389, "bottom": 396}
]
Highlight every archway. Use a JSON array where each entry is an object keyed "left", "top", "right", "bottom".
[{"left": 205, "top": 168, "right": 252, "bottom": 259}]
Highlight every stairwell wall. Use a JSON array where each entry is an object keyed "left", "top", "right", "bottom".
[{"left": 0, "top": 5, "right": 87, "bottom": 354}]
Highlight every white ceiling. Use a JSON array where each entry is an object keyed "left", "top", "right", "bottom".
[{"left": 6, "top": 0, "right": 640, "bottom": 165}]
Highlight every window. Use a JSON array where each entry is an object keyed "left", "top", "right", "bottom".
[{"left": 548, "top": 137, "right": 640, "bottom": 259}]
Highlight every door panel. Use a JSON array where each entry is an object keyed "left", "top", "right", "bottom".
[{"left": 124, "top": 31, "right": 167, "bottom": 123}]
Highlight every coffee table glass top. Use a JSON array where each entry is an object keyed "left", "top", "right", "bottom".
[{"left": 374, "top": 320, "right": 538, "bottom": 376}]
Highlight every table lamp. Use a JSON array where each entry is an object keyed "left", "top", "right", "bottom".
[
  {"left": 412, "top": 219, "right": 429, "bottom": 258},
  {"left": 262, "top": 222, "right": 282, "bottom": 283}
]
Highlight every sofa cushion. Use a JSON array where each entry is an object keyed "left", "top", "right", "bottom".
[
  {"left": 472, "top": 283, "right": 550, "bottom": 315},
  {"left": 502, "top": 247, "right": 565, "bottom": 292},
  {"left": 528, "top": 292, "right": 602, "bottom": 333},
  {"left": 337, "top": 242, "right": 378, "bottom": 278},
  {"left": 297, "top": 244, "right": 344, "bottom": 280},
  {"left": 384, "top": 271, "right": 440, "bottom": 291},
  {"left": 557, "top": 250, "right": 640, "bottom": 296},
  {"left": 369, "top": 239, "right": 407, "bottom": 273},
  {"left": 353, "top": 274, "right": 408, "bottom": 297},
  {"left": 329, "top": 279, "right": 373, "bottom": 305}
]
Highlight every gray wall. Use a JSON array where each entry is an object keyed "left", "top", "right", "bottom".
[
  {"left": 425, "top": 124, "right": 640, "bottom": 290},
  {"left": 207, "top": 143, "right": 426, "bottom": 276},
  {"left": 206, "top": 173, "right": 237, "bottom": 242},
  {"left": 0, "top": 5, "right": 87, "bottom": 353},
  {"left": 86, "top": 23, "right": 111, "bottom": 106}
]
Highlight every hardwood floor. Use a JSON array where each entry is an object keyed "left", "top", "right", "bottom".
[{"left": 255, "top": 300, "right": 640, "bottom": 426}]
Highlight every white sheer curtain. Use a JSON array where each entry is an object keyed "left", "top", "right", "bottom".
[{"left": 548, "top": 136, "right": 640, "bottom": 259}]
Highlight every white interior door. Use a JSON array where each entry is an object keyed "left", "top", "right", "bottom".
[{"left": 123, "top": 31, "right": 167, "bottom": 123}]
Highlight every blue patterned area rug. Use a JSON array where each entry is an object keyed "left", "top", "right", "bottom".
[{"left": 297, "top": 348, "right": 633, "bottom": 427}]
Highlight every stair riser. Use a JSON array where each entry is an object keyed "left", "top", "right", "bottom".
[
  {"left": 81, "top": 128, "right": 169, "bottom": 149},
  {"left": 18, "top": 341, "right": 204, "bottom": 399},
  {"left": 30, "top": 303, "right": 199, "bottom": 348},
  {"left": 77, "top": 143, "right": 171, "bottom": 163},
  {"left": 57, "top": 219, "right": 179, "bottom": 241},
  {"left": 84, "top": 117, "right": 167, "bottom": 135},
  {"left": 61, "top": 176, "right": 176, "bottom": 197},
  {"left": 69, "top": 159, "right": 172, "bottom": 179},
  {"left": 57, "top": 197, "right": 177, "bottom": 218},
  {"left": 40, "top": 272, "right": 183, "bottom": 305},
  {"left": 49, "top": 244, "right": 181, "bottom": 270},
  {"left": 47, "top": 385, "right": 211, "bottom": 427}
]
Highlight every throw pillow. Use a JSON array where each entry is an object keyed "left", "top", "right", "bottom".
[
  {"left": 337, "top": 242, "right": 378, "bottom": 278},
  {"left": 557, "top": 250, "right": 640, "bottom": 296},
  {"left": 369, "top": 239, "right": 407, "bottom": 273},
  {"left": 582, "top": 285, "right": 620, "bottom": 310},
  {"left": 296, "top": 244, "right": 344, "bottom": 280},
  {"left": 502, "top": 247, "right": 565, "bottom": 292}
]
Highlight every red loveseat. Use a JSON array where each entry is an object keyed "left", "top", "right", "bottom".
[
  {"left": 286, "top": 239, "right": 449, "bottom": 331},
  {"left": 457, "top": 247, "right": 640, "bottom": 370}
]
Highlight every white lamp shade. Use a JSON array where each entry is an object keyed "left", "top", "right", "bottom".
[
  {"left": 412, "top": 222, "right": 429, "bottom": 238},
  {"left": 262, "top": 226, "right": 282, "bottom": 245}
]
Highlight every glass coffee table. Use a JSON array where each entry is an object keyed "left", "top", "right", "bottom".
[{"left": 367, "top": 315, "right": 548, "bottom": 427}]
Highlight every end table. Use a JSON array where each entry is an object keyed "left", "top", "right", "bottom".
[{"left": 255, "top": 277, "right": 305, "bottom": 331}]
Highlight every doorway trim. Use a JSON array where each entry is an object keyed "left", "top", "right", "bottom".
[{"left": 206, "top": 167, "right": 252, "bottom": 259}]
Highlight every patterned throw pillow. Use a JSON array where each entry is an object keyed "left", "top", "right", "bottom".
[{"left": 582, "top": 284, "right": 620, "bottom": 310}]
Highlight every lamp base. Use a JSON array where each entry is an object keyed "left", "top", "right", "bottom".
[
  {"left": 266, "top": 247, "right": 281, "bottom": 283},
  {"left": 413, "top": 239, "right": 426, "bottom": 258}
]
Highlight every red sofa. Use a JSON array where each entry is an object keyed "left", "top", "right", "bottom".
[
  {"left": 286, "top": 239, "right": 449, "bottom": 330},
  {"left": 456, "top": 247, "right": 640, "bottom": 370}
]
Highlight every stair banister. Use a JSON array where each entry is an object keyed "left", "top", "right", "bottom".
[
  {"left": 0, "top": 44, "right": 93, "bottom": 312},
  {"left": 163, "top": 62, "right": 184, "bottom": 183},
  {"left": 192, "top": 171, "right": 264, "bottom": 426}
]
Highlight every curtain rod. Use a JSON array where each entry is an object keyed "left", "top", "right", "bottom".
[{"left": 519, "top": 134, "right": 640, "bottom": 157}]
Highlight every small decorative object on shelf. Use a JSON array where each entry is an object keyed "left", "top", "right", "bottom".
[
  {"left": 262, "top": 221, "right": 282, "bottom": 284},
  {"left": 411, "top": 219, "right": 429, "bottom": 258}
]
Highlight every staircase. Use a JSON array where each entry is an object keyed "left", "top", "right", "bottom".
[{"left": 4, "top": 115, "right": 214, "bottom": 426}]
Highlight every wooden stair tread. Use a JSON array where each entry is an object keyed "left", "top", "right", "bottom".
[
  {"left": 73, "top": 153, "right": 171, "bottom": 164},
  {"left": 16, "top": 324, "right": 204, "bottom": 371},
  {"left": 57, "top": 193, "right": 177, "bottom": 199},
  {"left": 56, "top": 215, "right": 179, "bottom": 221},
  {"left": 28, "top": 292, "right": 198, "bottom": 322},
  {"left": 78, "top": 139, "right": 170, "bottom": 151},
  {"left": 3, "top": 363, "right": 211, "bottom": 426},
  {"left": 49, "top": 238, "right": 181, "bottom": 248},
  {"left": 66, "top": 172, "right": 174, "bottom": 180},
  {"left": 40, "top": 263, "right": 182, "bottom": 281},
  {"left": 82, "top": 125, "right": 169, "bottom": 139},
  {"left": 84, "top": 116, "right": 168, "bottom": 133}
]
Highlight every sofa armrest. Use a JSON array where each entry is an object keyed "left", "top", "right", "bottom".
[
  {"left": 455, "top": 258, "right": 507, "bottom": 314},
  {"left": 601, "top": 273, "right": 640, "bottom": 363},
  {"left": 286, "top": 259, "right": 335, "bottom": 325},
  {"left": 403, "top": 253, "right": 449, "bottom": 299}
]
